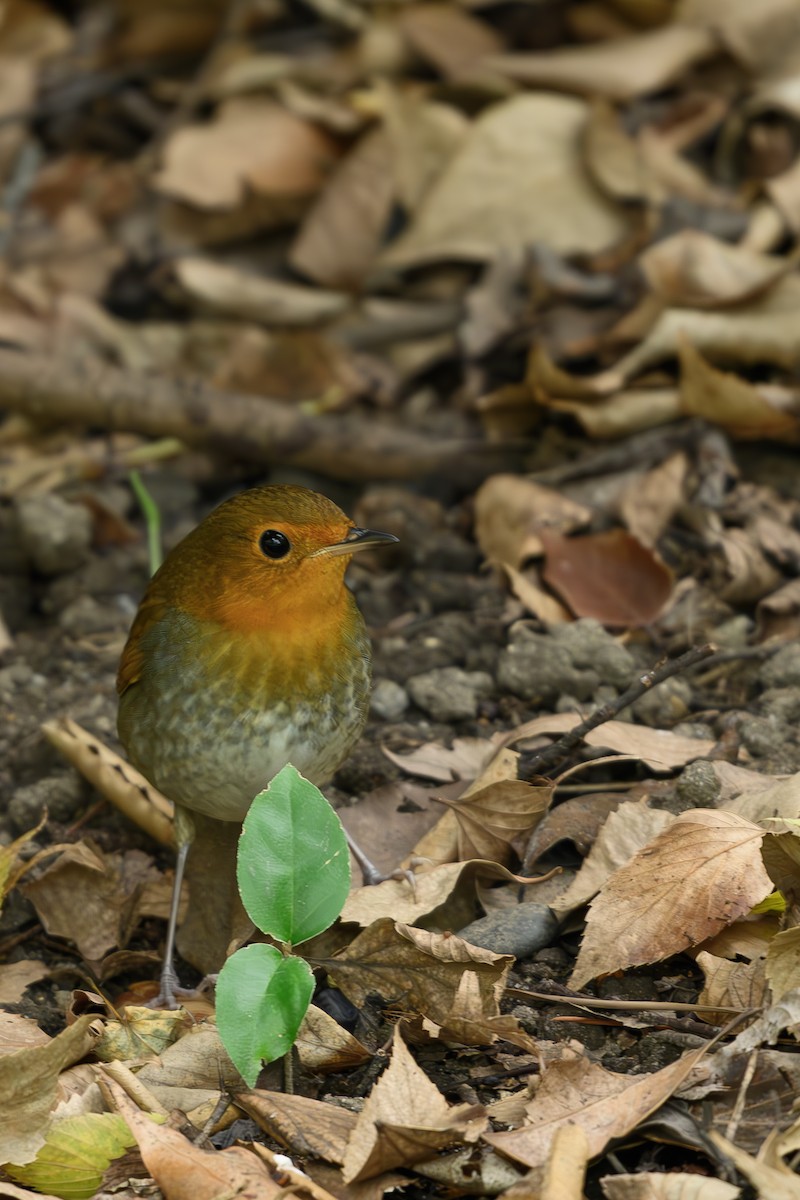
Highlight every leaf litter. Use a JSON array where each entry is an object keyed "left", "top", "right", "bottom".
[{"left": 5, "top": 0, "right": 800, "bottom": 1196}]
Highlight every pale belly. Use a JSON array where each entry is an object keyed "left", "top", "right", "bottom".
[{"left": 119, "top": 616, "right": 371, "bottom": 822}]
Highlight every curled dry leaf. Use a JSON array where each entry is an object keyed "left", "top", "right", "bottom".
[
  {"left": 639, "top": 229, "right": 794, "bottom": 308},
  {"left": 696, "top": 950, "right": 767, "bottom": 1022},
  {"left": 341, "top": 859, "right": 536, "bottom": 931},
  {"left": 679, "top": 340, "right": 800, "bottom": 443},
  {"left": 474, "top": 473, "right": 591, "bottom": 566},
  {"left": 437, "top": 779, "right": 552, "bottom": 866},
  {"left": 485, "top": 25, "right": 715, "bottom": 101},
  {"left": 342, "top": 1026, "right": 486, "bottom": 1183},
  {"left": 0, "top": 1015, "right": 102, "bottom": 1166},
  {"left": 540, "top": 528, "right": 674, "bottom": 626},
  {"left": 167, "top": 258, "right": 349, "bottom": 327},
  {"left": 381, "top": 94, "right": 631, "bottom": 270},
  {"left": 507, "top": 712, "right": 715, "bottom": 771},
  {"left": 571, "top": 809, "right": 773, "bottom": 989},
  {"left": 617, "top": 451, "right": 688, "bottom": 548},
  {"left": 0, "top": 961, "right": 49, "bottom": 1005},
  {"left": 328, "top": 918, "right": 511, "bottom": 1033}
]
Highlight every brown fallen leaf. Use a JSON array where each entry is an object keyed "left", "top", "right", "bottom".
[
  {"left": 639, "top": 229, "right": 794, "bottom": 308},
  {"left": 342, "top": 1026, "right": 486, "bottom": 1183},
  {"left": 679, "top": 340, "right": 800, "bottom": 443},
  {"left": 485, "top": 1045, "right": 707, "bottom": 1169},
  {"left": 709, "top": 1129, "right": 800, "bottom": 1200},
  {"left": 437, "top": 780, "right": 552, "bottom": 866},
  {"left": 295, "top": 1004, "right": 372, "bottom": 1075},
  {"left": 551, "top": 801, "right": 675, "bottom": 918},
  {"left": 0, "top": 1015, "right": 102, "bottom": 1166},
  {"left": 341, "top": 859, "right": 535, "bottom": 932},
  {"left": 328, "top": 919, "right": 511, "bottom": 1033},
  {"left": 540, "top": 528, "right": 674, "bottom": 626},
  {"left": 473, "top": 474, "right": 591, "bottom": 566},
  {"left": 485, "top": 24, "right": 715, "bottom": 101},
  {"left": 153, "top": 96, "right": 339, "bottom": 210},
  {"left": 507, "top": 712, "right": 715, "bottom": 770},
  {"left": 381, "top": 93, "right": 631, "bottom": 269},
  {"left": 238, "top": 1089, "right": 357, "bottom": 1164},
  {"left": 0, "top": 961, "right": 49, "bottom": 1005},
  {"left": 617, "top": 452, "right": 689, "bottom": 548},
  {"left": 290, "top": 127, "right": 395, "bottom": 290},
  {"left": 23, "top": 842, "right": 162, "bottom": 963},
  {"left": 106, "top": 1077, "right": 293, "bottom": 1200},
  {"left": 571, "top": 809, "right": 773, "bottom": 988},
  {"left": 523, "top": 792, "right": 626, "bottom": 868},
  {"left": 696, "top": 950, "right": 767, "bottom": 1021}
]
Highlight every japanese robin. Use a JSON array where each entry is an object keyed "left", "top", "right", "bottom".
[{"left": 117, "top": 484, "right": 397, "bottom": 1005}]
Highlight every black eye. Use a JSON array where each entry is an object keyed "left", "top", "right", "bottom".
[{"left": 258, "top": 529, "right": 291, "bottom": 559}]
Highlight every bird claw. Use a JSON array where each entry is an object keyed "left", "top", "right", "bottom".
[{"left": 145, "top": 970, "right": 218, "bottom": 1011}]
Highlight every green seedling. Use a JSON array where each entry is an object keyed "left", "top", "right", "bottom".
[{"left": 215, "top": 763, "right": 351, "bottom": 1086}]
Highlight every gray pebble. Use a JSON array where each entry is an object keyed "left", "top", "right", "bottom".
[
  {"left": 760, "top": 688, "right": 800, "bottom": 724},
  {"left": 739, "top": 714, "right": 790, "bottom": 759},
  {"left": 498, "top": 634, "right": 598, "bottom": 704},
  {"left": 370, "top": 678, "right": 409, "bottom": 721},
  {"left": 458, "top": 903, "right": 559, "bottom": 958},
  {"left": 407, "top": 666, "right": 493, "bottom": 722},
  {"left": 15, "top": 493, "right": 92, "bottom": 575},
  {"left": 632, "top": 677, "right": 692, "bottom": 728},
  {"left": 677, "top": 759, "right": 720, "bottom": 807},
  {"left": 550, "top": 619, "right": 637, "bottom": 689},
  {"left": 760, "top": 644, "right": 800, "bottom": 689},
  {"left": 8, "top": 774, "right": 84, "bottom": 833},
  {"left": 59, "top": 595, "right": 123, "bottom": 638}
]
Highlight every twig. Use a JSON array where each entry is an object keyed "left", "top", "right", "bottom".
[
  {"left": 0, "top": 347, "right": 507, "bottom": 482},
  {"left": 522, "top": 642, "right": 717, "bottom": 781}
]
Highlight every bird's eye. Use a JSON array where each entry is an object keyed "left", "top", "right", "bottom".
[{"left": 258, "top": 529, "right": 291, "bottom": 560}]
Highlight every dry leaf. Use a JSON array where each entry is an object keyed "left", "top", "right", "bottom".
[
  {"left": 438, "top": 780, "right": 552, "bottom": 865},
  {"left": 485, "top": 25, "right": 715, "bottom": 101},
  {"left": 571, "top": 809, "right": 773, "bottom": 988},
  {"left": 552, "top": 802, "right": 675, "bottom": 918},
  {"left": 153, "top": 97, "right": 338, "bottom": 209},
  {"left": 618, "top": 452, "right": 688, "bottom": 548},
  {"left": 0, "top": 1016, "right": 102, "bottom": 1165},
  {"left": 540, "top": 528, "right": 674, "bottom": 626},
  {"left": 508, "top": 713, "right": 715, "bottom": 771},
  {"left": 0, "top": 961, "right": 49, "bottom": 1005},
  {"left": 342, "top": 1026, "right": 486, "bottom": 1182},
  {"left": 381, "top": 94, "right": 630, "bottom": 269},
  {"left": 23, "top": 842, "right": 161, "bottom": 962},
  {"left": 485, "top": 1045, "right": 706, "bottom": 1168},
  {"left": 290, "top": 127, "right": 395, "bottom": 290},
  {"left": 237, "top": 1088, "right": 356, "bottom": 1164},
  {"left": 474, "top": 474, "right": 591, "bottom": 565},
  {"left": 168, "top": 258, "right": 348, "bottom": 326},
  {"left": 679, "top": 341, "right": 800, "bottom": 443},
  {"left": 601, "top": 1172, "right": 740, "bottom": 1198},
  {"left": 397, "top": 5, "right": 503, "bottom": 79},
  {"left": 328, "top": 919, "right": 512, "bottom": 1032},
  {"left": 639, "top": 230, "right": 794, "bottom": 308}
]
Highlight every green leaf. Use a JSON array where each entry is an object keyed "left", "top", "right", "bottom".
[
  {"left": 238, "top": 764, "right": 350, "bottom": 944},
  {"left": 216, "top": 944, "right": 314, "bottom": 1086},
  {"left": 6, "top": 1112, "right": 138, "bottom": 1200}
]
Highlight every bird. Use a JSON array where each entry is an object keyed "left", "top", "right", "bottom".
[{"left": 117, "top": 484, "right": 398, "bottom": 1007}]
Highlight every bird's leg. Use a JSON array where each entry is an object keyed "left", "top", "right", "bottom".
[
  {"left": 147, "top": 807, "right": 195, "bottom": 1010},
  {"left": 345, "top": 829, "right": 416, "bottom": 891}
]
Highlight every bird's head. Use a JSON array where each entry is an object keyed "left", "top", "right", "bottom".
[{"left": 143, "top": 484, "right": 397, "bottom": 635}]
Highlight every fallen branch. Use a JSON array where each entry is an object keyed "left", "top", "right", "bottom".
[{"left": 0, "top": 347, "right": 505, "bottom": 482}]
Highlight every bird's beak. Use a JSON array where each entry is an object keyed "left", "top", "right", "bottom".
[{"left": 312, "top": 527, "right": 399, "bottom": 559}]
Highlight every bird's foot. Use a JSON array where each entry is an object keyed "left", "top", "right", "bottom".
[{"left": 145, "top": 966, "right": 218, "bottom": 1010}]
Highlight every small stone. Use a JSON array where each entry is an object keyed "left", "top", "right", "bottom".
[
  {"left": 632, "top": 677, "right": 692, "bottom": 728},
  {"left": 8, "top": 775, "right": 84, "bottom": 833},
  {"left": 58, "top": 595, "right": 123, "bottom": 638},
  {"left": 458, "top": 904, "right": 558, "bottom": 958},
  {"left": 370, "top": 678, "right": 409, "bottom": 721},
  {"left": 407, "top": 666, "right": 493, "bottom": 722},
  {"left": 498, "top": 633, "right": 598, "bottom": 704},
  {"left": 15, "top": 493, "right": 92, "bottom": 575},
  {"left": 739, "top": 714, "right": 791, "bottom": 759},
  {"left": 677, "top": 760, "right": 720, "bottom": 807},
  {"left": 760, "top": 688, "right": 800, "bottom": 724},
  {"left": 550, "top": 619, "right": 637, "bottom": 689},
  {"left": 760, "top": 644, "right": 800, "bottom": 689},
  {"left": 711, "top": 615, "right": 752, "bottom": 649}
]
